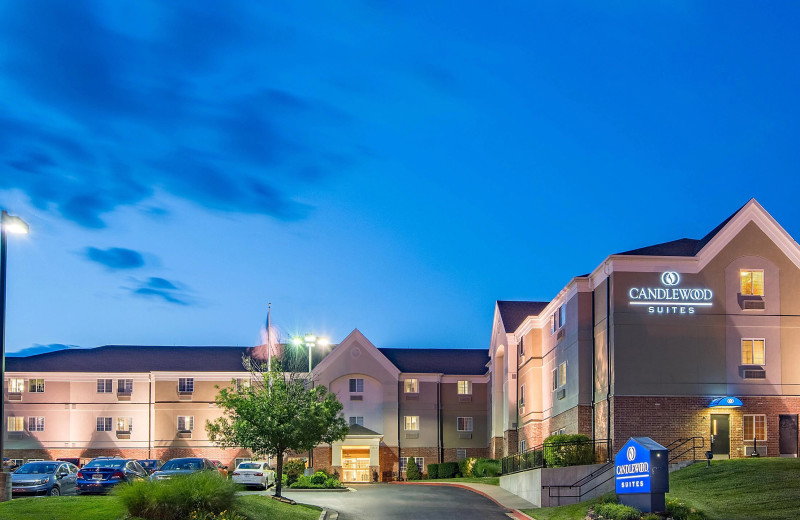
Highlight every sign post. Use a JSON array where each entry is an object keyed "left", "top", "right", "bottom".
[{"left": 615, "top": 437, "right": 669, "bottom": 513}]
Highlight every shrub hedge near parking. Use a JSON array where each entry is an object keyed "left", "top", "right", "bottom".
[
  {"left": 426, "top": 463, "right": 439, "bottom": 479},
  {"left": 115, "top": 471, "right": 239, "bottom": 520},
  {"left": 437, "top": 462, "right": 459, "bottom": 479}
]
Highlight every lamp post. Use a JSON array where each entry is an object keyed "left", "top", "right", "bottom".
[
  {"left": 291, "top": 334, "right": 330, "bottom": 374},
  {"left": 0, "top": 210, "right": 29, "bottom": 501}
]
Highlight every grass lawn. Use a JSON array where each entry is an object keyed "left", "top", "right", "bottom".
[
  {"left": 0, "top": 494, "right": 321, "bottom": 520},
  {"left": 417, "top": 477, "right": 500, "bottom": 486},
  {"left": 522, "top": 458, "right": 800, "bottom": 520}
]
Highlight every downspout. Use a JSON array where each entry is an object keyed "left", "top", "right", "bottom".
[
  {"left": 438, "top": 375, "right": 443, "bottom": 463},
  {"left": 148, "top": 373, "right": 153, "bottom": 460},
  {"left": 591, "top": 286, "right": 596, "bottom": 444},
  {"left": 397, "top": 381, "right": 401, "bottom": 480},
  {"left": 606, "top": 273, "right": 612, "bottom": 456}
]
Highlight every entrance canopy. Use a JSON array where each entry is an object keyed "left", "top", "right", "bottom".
[{"left": 709, "top": 396, "right": 743, "bottom": 408}]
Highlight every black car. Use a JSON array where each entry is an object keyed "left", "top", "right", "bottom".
[
  {"left": 149, "top": 458, "right": 219, "bottom": 481},
  {"left": 137, "top": 459, "right": 163, "bottom": 475},
  {"left": 76, "top": 457, "right": 148, "bottom": 494}
]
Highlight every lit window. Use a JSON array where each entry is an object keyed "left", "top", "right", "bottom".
[
  {"left": 178, "top": 378, "right": 194, "bottom": 393},
  {"left": 118, "top": 379, "right": 133, "bottom": 394},
  {"left": 519, "top": 384, "right": 525, "bottom": 407},
  {"left": 404, "top": 379, "right": 418, "bottom": 393},
  {"left": 457, "top": 417, "right": 473, "bottom": 432},
  {"left": 29, "top": 379, "right": 45, "bottom": 393},
  {"left": 8, "top": 417, "right": 24, "bottom": 432},
  {"left": 116, "top": 417, "right": 133, "bottom": 432},
  {"left": 177, "top": 416, "right": 194, "bottom": 431},
  {"left": 9, "top": 378, "right": 24, "bottom": 393},
  {"left": 457, "top": 380, "right": 472, "bottom": 395},
  {"left": 404, "top": 416, "right": 419, "bottom": 431},
  {"left": 28, "top": 417, "right": 45, "bottom": 432},
  {"left": 349, "top": 416, "right": 364, "bottom": 426},
  {"left": 349, "top": 378, "right": 364, "bottom": 393},
  {"left": 96, "top": 417, "right": 113, "bottom": 432},
  {"left": 741, "top": 270, "right": 764, "bottom": 296},
  {"left": 558, "top": 362, "right": 567, "bottom": 388},
  {"left": 97, "top": 379, "right": 113, "bottom": 393},
  {"left": 741, "top": 339, "right": 766, "bottom": 365},
  {"left": 743, "top": 415, "right": 766, "bottom": 441}
]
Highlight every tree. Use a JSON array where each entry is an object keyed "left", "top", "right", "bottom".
[
  {"left": 206, "top": 358, "right": 349, "bottom": 497},
  {"left": 406, "top": 457, "right": 421, "bottom": 480}
]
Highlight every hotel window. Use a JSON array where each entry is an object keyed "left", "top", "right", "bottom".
[
  {"left": 457, "top": 448, "right": 467, "bottom": 459},
  {"left": 7, "top": 417, "right": 24, "bottom": 432},
  {"left": 552, "top": 368, "right": 558, "bottom": 391},
  {"left": 741, "top": 339, "right": 766, "bottom": 365},
  {"left": 349, "top": 416, "right": 364, "bottom": 426},
  {"left": 457, "top": 417, "right": 473, "bottom": 432},
  {"left": 235, "top": 378, "right": 251, "bottom": 392},
  {"left": 116, "top": 417, "right": 133, "bottom": 433},
  {"left": 519, "top": 384, "right": 525, "bottom": 407},
  {"left": 520, "top": 440, "right": 527, "bottom": 453},
  {"left": 404, "top": 378, "right": 418, "bottom": 393},
  {"left": 457, "top": 380, "right": 472, "bottom": 395},
  {"left": 178, "top": 378, "right": 194, "bottom": 393},
  {"left": 96, "top": 417, "right": 113, "bottom": 432},
  {"left": 349, "top": 378, "right": 364, "bottom": 393},
  {"left": 177, "top": 416, "right": 194, "bottom": 432},
  {"left": 118, "top": 379, "right": 133, "bottom": 394},
  {"left": 404, "top": 416, "right": 419, "bottom": 431},
  {"left": 29, "top": 379, "right": 45, "bottom": 393},
  {"left": 519, "top": 336, "right": 525, "bottom": 357},
  {"left": 97, "top": 379, "right": 113, "bottom": 393},
  {"left": 740, "top": 270, "right": 764, "bottom": 296},
  {"left": 28, "top": 417, "right": 45, "bottom": 432},
  {"left": 400, "top": 457, "right": 424, "bottom": 473},
  {"left": 743, "top": 415, "right": 766, "bottom": 441},
  {"left": 558, "top": 362, "right": 567, "bottom": 388},
  {"left": 9, "top": 378, "right": 24, "bottom": 393}
]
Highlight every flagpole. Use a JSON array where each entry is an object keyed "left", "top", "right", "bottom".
[{"left": 267, "top": 302, "right": 272, "bottom": 373}]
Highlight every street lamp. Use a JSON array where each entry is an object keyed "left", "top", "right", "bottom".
[
  {"left": 291, "top": 334, "right": 330, "bottom": 374},
  {"left": 0, "top": 210, "right": 29, "bottom": 501}
]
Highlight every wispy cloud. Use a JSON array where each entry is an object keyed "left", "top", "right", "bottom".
[
  {"left": 0, "top": 2, "right": 356, "bottom": 228},
  {"left": 129, "top": 277, "right": 192, "bottom": 306},
  {"left": 85, "top": 247, "right": 146, "bottom": 270}
]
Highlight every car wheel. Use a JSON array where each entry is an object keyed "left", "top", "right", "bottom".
[{"left": 49, "top": 486, "right": 60, "bottom": 497}]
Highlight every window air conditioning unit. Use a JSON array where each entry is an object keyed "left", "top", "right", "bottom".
[
  {"left": 350, "top": 395, "right": 363, "bottom": 401},
  {"left": 743, "top": 369, "right": 766, "bottom": 379},
  {"left": 743, "top": 300, "right": 766, "bottom": 310},
  {"left": 557, "top": 388, "right": 566, "bottom": 400},
  {"left": 7, "top": 393, "right": 22, "bottom": 401},
  {"left": 557, "top": 328, "right": 566, "bottom": 341}
]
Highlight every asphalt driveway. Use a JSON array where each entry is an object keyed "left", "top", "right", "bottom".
[{"left": 242, "top": 483, "right": 513, "bottom": 520}]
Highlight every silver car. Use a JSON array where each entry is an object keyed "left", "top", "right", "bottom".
[{"left": 12, "top": 461, "right": 79, "bottom": 497}]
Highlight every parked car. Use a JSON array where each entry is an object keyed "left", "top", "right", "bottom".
[
  {"left": 137, "top": 459, "right": 163, "bottom": 475},
  {"left": 211, "top": 460, "right": 228, "bottom": 478},
  {"left": 11, "top": 461, "right": 79, "bottom": 497},
  {"left": 76, "top": 457, "right": 148, "bottom": 494},
  {"left": 231, "top": 461, "right": 275, "bottom": 490},
  {"left": 149, "top": 457, "right": 219, "bottom": 481},
  {"left": 57, "top": 457, "right": 90, "bottom": 468},
  {"left": 2, "top": 458, "right": 20, "bottom": 472}
]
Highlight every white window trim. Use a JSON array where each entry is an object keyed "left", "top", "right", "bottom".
[
  {"left": 404, "top": 416, "right": 419, "bottom": 431},
  {"left": 457, "top": 417, "right": 473, "bottom": 432},
  {"left": 519, "top": 384, "right": 525, "bottom": 407},
  {"left": 740, "top": 269, "right": 765, "bottom": 296},
  {"left": 28, "top": 416, "right": 45, "bottom": 432},
  {"left": 349, "top": 378, "right": 364, "bottom": 393},
  {"left": 116, "top": 416, "right": 133, "bottom": 432},
  {"left": 349, "top": 416, "right": 364, "bottom": 426},
  {"left": 743, "top": 414, "right": 767, "bottom": 441},
  {"left": 97, "top": 378, "right": 113, "bottom": 393},
  {"left": 118, "top": 379, "right": 134, "bottom": 394},
  {"left": 178, "top": 378, "right": 194, "bottom": 393},
  {"left": 177, "top": 415, "right": 195, "bottom": 431},
  {"left": 7, "top": 416, "right": 24, "bottom": 432},
  {"left": 29, "top": 379, "right": 45, "bottom": 393},
  {"left": 404, "top": 378, "right": 419, "bottom": 394},
  {"left": 8, "top": 378, "right": 24, "bottom": 393},
  {"left": 96, "top": 417, "right": 113, "bottom": 432},
  {"left": 400, "top": 457, "right": 424, "bottom": 473},
  {"left": 457, "top": 380, "right": 472, "bottom": 395},
  {"left": 741, "top": 338, "right": 766, "bottom": 366}
]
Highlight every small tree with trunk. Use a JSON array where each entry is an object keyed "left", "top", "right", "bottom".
[{"left": 206, "top": 357, "right": 348, "bottom": 497}]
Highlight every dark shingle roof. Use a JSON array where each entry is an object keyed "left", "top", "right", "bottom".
[
  {"left": 378, "top": 348, "right": 489, "bottom": 375},
  {"left": 616, "top": 202, "right": 746, "bottom": 257},
  {"left": 496, "top": 301, "right": 548, "bottom": 333},
  {"left": 346, "top": 424, "right": 382, "bottom": 436},
  {"left": 6, "top": 345, "right": 253, "bottom": 373}
]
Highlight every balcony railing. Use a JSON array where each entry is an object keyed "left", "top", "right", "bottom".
[{"left": 501, "top": 438, "right": 612, "bottom": 475}]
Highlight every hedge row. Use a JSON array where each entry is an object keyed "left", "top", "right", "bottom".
[{"left": 425, "top": 458, "right": 500, "bottom": 479}]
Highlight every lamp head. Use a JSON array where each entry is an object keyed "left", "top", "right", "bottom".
[{"left": 1, "top": 213, "right": 29, "bottom": 235}]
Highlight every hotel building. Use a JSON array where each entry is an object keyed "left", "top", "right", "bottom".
[{"left": 4, "top": 199, "right": 798, "bottom": 481}]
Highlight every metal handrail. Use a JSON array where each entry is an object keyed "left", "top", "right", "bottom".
[
  {"left": 544, "top": 462, "right": 616, "bottom": 505},
  {"left": 500, "top": 438, "right": 612, "bottom": 475},
  {"left": 666, "top": 436, "right": 704, "bottom": 463}
]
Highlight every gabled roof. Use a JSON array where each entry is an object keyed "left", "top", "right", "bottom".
[
  {"left": 378, "top": 348, "right": 489, "bottom": 375},
  {"left": 496, "top": 301, "right": 549, "bottom": 332},
  {"left": 346, "top": 424, "right": 382, "bottom": 436},
  {"left": 6, "top": 345, "right": 254, "bottom": 373},
  {"left": 617, "top": 201, "right": 747, "bottom": 257}
]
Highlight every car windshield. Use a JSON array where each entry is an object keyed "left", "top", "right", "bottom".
[
  {"left": 237, "top": 463, "right": 262, "bottom": 470},
  {"left": 15, "top": 463, "right": 58, "bottom": 474},
  {"left": 161, "top": 459, "right": 203, "bottom": 471},
  {"left": 85, "top": 459, "right": 126, "bottom": 469},
  {"left": 140, "top": 461, "right": 157, "bottom": 468}
]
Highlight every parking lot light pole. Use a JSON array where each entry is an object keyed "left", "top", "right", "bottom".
[{"left": 0, "top": 210, "right": 29, "bottom": 501}]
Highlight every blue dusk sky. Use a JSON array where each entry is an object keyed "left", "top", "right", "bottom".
[{"left": 2, "top": 2, "right": 800, "bottom": 356}]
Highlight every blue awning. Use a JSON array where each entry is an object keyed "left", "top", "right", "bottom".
[{"left": 709, "top": 396, "right": 743, "bottom": 408}]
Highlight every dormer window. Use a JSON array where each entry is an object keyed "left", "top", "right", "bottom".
[
  {"left": 740, "top": 270, "right": 764, "bottom": 296},
  {"left": 349, "top": 378, "right": 364, "bottom": 393}
]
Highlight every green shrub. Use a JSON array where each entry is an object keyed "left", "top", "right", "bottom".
[
  {"left": 283, "top": 459, "right": 306, "bottom": 488},
  {"left": 542, "top": 433, "right": 594, "bottom": 467},
  {"left": 593, "top": 503, "right": 641, "bottom": 520},
  {"left": 406, "top": 458, "right": 422, "bottom": 480},
  {"left": 472, "top": 459, "right": 501, "bottom": 477},
  {"left": 438, "top": 462, "right": 459, "bottom": 479},
  {"left": 115, "top": 471, "right": 238, "bottom": 520},
  {"left": 310, "top": 471, "right": 327, "bottom": 485},
  {"left": 523, "top": 449, "right": 543, "bottom": 468},
  {"left": 289, "top": 474, "right": 343, "bottom": 489},
  {"left": 642, "top": 514, "right": 661, "bottom": 520},
  {"left": 427, "top": 463, "right": 439, "bottom": 479},
  {"left": 666, "top": 499, "right": 707, "bottom": 520},
  {"left": 324, "top": 477, "right": 342, "bottom": 489},
  {"left": 598, "top": 492, "right": 618, "bottom": 504},
  {"left": 458, "top": 457, "right": 477, "bottom": 478}
]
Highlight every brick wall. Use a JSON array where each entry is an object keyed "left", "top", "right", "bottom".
[
  {"left": 504, "top": 428, "right": 518, "bottom": 456},
  {"left": 517, "top": 420, "right": 542, "bottom": 450},
  {"left": 613, "top": 396, "right": 800, "bottom": 460},
  {"left": 380, "top": 445, "right": 399, "bottom": 482},
  {"left": 442, "top": 447, "right": 490, "bottom": 462},
  {"left": 490, "top": 436, "right": 504, "bottom": 459},
  {"left": 398, "top": 446, "right": 438, "bottom": 478},
  {"left": 312, "top": 446, "right": 332, "bottom": 473}
]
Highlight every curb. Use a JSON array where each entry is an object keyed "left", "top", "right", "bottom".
[
  {"left": 390, "top": 481, "right": 530, "bottom": 519},
  {"left": 319, "top": 508, "right": 339, "bottom": 520}
]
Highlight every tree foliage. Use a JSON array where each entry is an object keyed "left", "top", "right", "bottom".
[{"left": 206, "top": 358, "right": 348, "bottom": 497}]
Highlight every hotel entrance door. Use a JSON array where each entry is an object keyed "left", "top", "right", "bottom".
[
  {"left": 341, "top": 447, "right": 371, "bottom": 482},
  {"left": 711, "top": 414, "right": 730, "bottom": 459}
]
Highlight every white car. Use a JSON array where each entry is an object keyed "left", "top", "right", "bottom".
[{"left": 231, "top": 461, "right": 275, "bottom": 490}]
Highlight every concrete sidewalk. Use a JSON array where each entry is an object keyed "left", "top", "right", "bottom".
[{"left": 391, "top": 481, "right": 536, "bottom": 518}]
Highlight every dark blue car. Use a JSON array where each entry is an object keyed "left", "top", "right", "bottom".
[
  {"left": 76, "top": 457, "right": 148, "bottom": 494},
  {"left": 12, "top": 461, "right": 79, "bottom": 497}
]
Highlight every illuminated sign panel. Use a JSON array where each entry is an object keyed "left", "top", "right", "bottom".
[
  {"left": 615, "top": 442, "right": 651, "bottom": 493},
  {"left": 628, "top": 272, "right": 713, "bottom": 315},
  {"left": 615, "top": 438, "right": 669, "bottom": 513}
]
